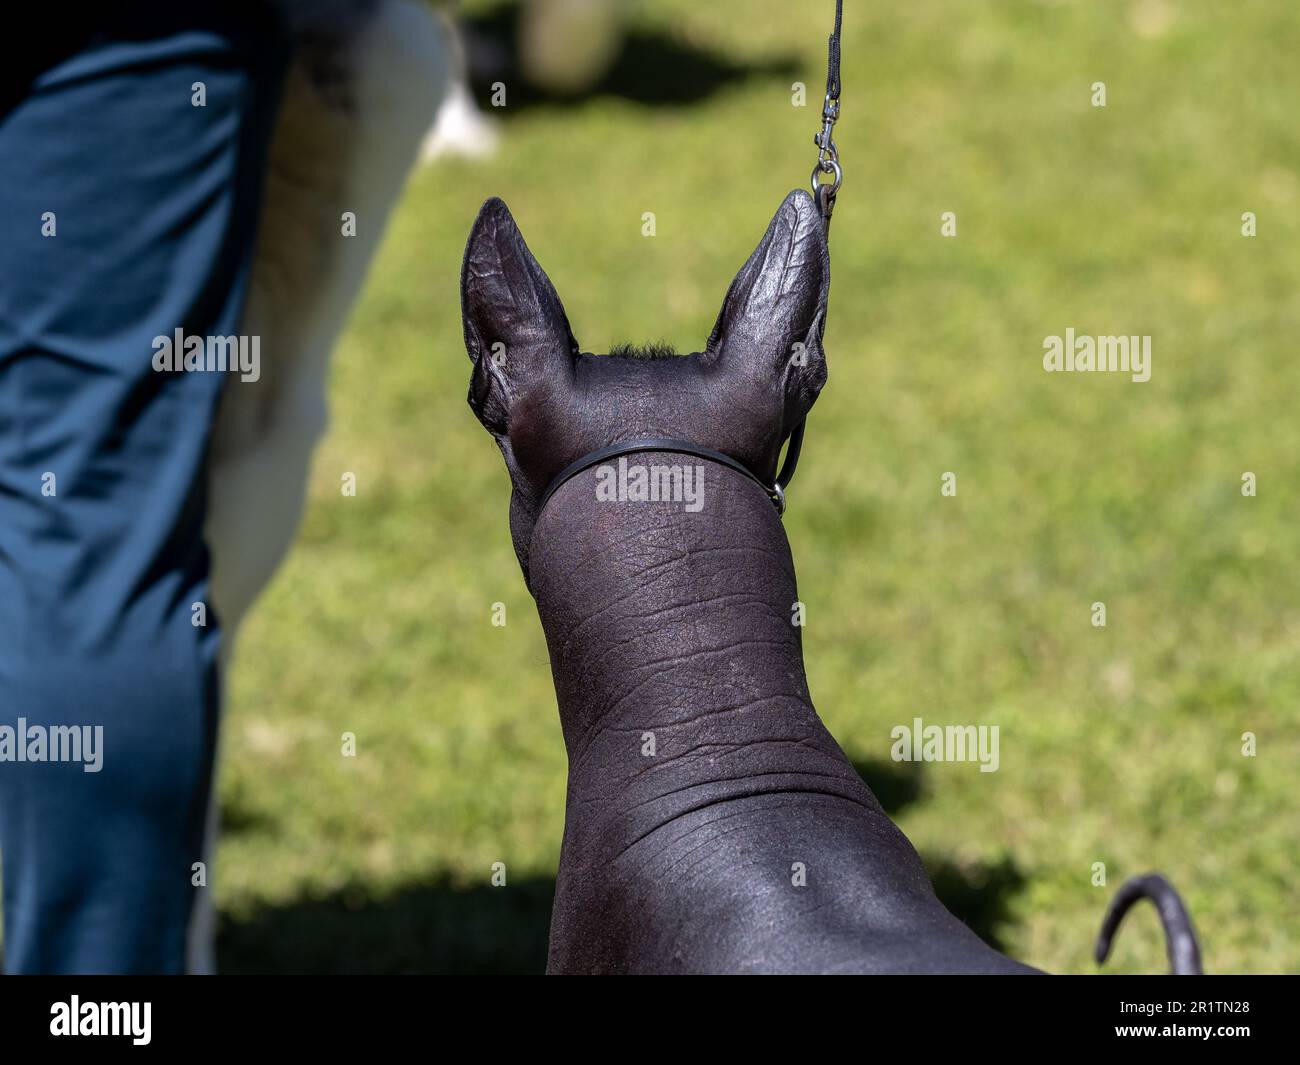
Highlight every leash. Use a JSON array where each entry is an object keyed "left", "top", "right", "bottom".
[
  {"left": 772, "top": 0, "right": 842, "bottom": 509},
  {"left": 536, "top": 1, "right": 844, "bottom": 521},
  {"left": 812, "top": 0, "right": 843, "bottom": 229}
]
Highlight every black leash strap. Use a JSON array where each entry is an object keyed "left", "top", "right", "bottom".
[
  {"left": 812, "top": 0, "right": 843, "bottom": 228},
  {"left": 827, "top": 0, "right": 842, "bottom": 99},
  {"left": 780, "top": 0, "right": 843, "bottom": 506}
]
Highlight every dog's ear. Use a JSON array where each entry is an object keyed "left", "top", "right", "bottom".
[
  {"left": 461, "top": 198, "right": 578, "bottom": 434},
  {"left": 706, "top": 190, "right": 830, "bottom": 420}
]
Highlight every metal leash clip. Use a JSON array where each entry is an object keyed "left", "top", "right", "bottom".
[{"left": 811, "top": 92, "right": 842, "bottom": 211}]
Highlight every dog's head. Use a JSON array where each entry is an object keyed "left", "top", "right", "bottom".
[{"left": 460, "top": 190, "right": 830, "bottom": 571}]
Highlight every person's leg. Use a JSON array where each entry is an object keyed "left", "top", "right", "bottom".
[{"left": 0, "top": 3, "right": 288, "bottom": 973}]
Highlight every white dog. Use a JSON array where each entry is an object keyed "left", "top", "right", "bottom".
[{"left": 195, "top": 0, "right": 452, "bottom": 973}]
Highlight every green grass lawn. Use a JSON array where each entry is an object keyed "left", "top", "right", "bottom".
[{"left": 216, "top": 0, "right": 1300, "bottom": 973}]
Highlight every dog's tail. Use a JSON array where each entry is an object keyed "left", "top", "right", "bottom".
[{"left": 1094, "top": 873, "right": 1202, "bottom": 974}]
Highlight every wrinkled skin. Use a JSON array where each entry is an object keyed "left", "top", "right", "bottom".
[{"left": 460, "top": 190, "right": 1037, "bottom": 973}]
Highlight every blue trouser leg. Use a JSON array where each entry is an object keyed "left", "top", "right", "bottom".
[{"left": 0, "top": 5, "right": 289, "bottom": 973}]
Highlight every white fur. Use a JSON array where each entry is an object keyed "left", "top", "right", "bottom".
[{"left": 421, "top": 77, "right": 499, "bottom": 161}]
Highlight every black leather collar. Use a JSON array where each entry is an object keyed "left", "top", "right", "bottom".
[{"left": 536, "top": 428, "right": 804, "bottom": 518}]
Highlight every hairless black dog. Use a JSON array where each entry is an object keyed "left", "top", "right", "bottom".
[{"left": 460, "top": 190, "right": 1198, "bottom": 974}]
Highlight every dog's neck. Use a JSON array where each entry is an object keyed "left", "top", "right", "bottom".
[{"left": 528, "top": 458, "right": 822, "bottom": 760}]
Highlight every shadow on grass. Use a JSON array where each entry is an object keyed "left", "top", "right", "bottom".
[
  {"left": 463, "top": 2, "right": 800, "bottom": 115},
  {"left": 922, "top": 855, "right": 1029, "bottom": 953},
  {"left": 217, "top": 876, "right": 555, "bottom": 975},
  {"left": 851, "top": 757, "right": 926, "bottom": 815}
]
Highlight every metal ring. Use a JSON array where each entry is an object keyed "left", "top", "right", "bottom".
[
  {"left": 770, "top": 482, "right": 786, "bottom": 517},
  {"left": 810, "top": 158, "right": 842, "bottom": 198}
]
